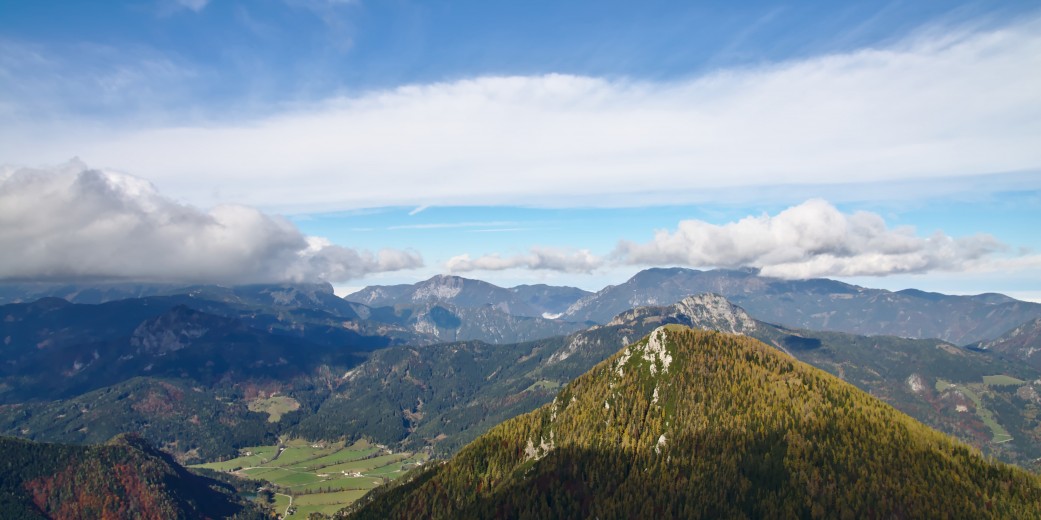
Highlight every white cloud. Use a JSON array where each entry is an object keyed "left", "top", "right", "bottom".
[
  {"left": 3, "top": 17, "right": 1039, "bottom": 211},
  {"left": 614, "top": 199, "right": 1007, "bottom": 279},
  {"left": 447, "top": 247, "right": 603, "bottom": 274},
  {"left": 0, "top": 160, "right": 422, "bottom": 284}
]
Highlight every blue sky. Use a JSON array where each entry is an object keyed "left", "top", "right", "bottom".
[
  {"left": 6, "top": 1, "right": 1031, "bottom": 117},
  {"left": 1, "top": 1, "right": 1040, "bottom": 299}
]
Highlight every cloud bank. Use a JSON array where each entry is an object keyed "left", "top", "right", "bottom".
[
  {"left": 614, "top": 199, "right": 1006, "bottom": 279},
  {"left": 447, "top": 248, "right": 602, "bottom": 274},
  {"left": 0, "top": 161, "right": 421, "bottom": 284},
  {"left": 4, "top": 17, "right": 1040, "bottom": 211}
]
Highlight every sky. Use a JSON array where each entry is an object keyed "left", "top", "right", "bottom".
[{"left": 1, "top": 0, "right": 1040, "bottom": 300}]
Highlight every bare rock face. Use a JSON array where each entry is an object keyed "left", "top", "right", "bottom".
[
  {"left": 607, "top": 293, "right": 756, "bottom": 336},
  {"left": 130, "top": 306, "right": 209, "bottom": 356}
]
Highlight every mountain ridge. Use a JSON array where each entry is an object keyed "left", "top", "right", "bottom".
[
  {"left": 346, "top": 275, "right": 591, "bottom": 318},
  {"left": 563, "top": 267, "right": 1041, "bottom": 344},
  {"left": 971, "top": 317, "right": 1041, "bottom": 370},
  {"left": 345, "top": 326, "right": 1041, "bottom": 519}
]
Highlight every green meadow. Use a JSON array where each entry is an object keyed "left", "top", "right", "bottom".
[{"left": 193, "top": 438, "right": 428, "bottom": 517}]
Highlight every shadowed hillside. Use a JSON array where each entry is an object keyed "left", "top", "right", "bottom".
[{"left": 0, "top": 434, "right": 266, "bottom": 519}]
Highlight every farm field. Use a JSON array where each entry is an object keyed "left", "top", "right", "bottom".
[{"left": 192, "top": 438, "right": 428, "bottom": 517}]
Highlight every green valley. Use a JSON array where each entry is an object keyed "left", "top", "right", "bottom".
[{"left": 193, "top": 439, "right": 428, "bottom": 517}]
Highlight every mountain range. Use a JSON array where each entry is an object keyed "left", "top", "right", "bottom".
[
  {"left": 303, "top": 293, "right": 1041, "bottom": 466},
  {"left": 3, "top": 269, "right": 1041, "bottom": 517},
  {"left": 343, "top": 326, "right": 1041, "bottom": 519},
  {"left": 345, "top": 275, "right": 591, "bottom": 318},
  {"left": 350, "top": 268, "right": 1041, "bottom": 344},
  {"left": 4, "top": 272, "right": 1041, "bottom": 468}
]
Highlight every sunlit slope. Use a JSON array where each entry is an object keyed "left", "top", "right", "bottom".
[{"left": 347, "top": 326, "right": 1041, "bottom": 519}]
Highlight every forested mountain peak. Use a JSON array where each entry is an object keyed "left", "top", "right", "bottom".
[{"left": 345, "top": 326, "right": 1041, "bottom": 519}]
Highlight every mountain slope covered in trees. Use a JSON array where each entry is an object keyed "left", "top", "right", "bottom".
[
  {"left": 0, "top": 434, "right": 265, "bottom": 519},
  {"left": 345, "top": 326, "right": 1041, "bottom": 519},
  {"left": 304, "top": 294, "right": 1040, "bottom": 467}
]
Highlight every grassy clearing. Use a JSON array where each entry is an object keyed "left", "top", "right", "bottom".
[
  {"left": 294, "top": 490, "right": 369, "bottom": 506},
  {"left": 272, "top": 493, "right": 291, "bottom": 516},
  {"left": 983, "top": 375, "right": 1027, "bottom": 387},
  {"left": 269, "top": 442, "right": 340, "bottom": 467},
  {"left": 524, "top": 380, "right": 561, "bottom": 393},
  {"left": 194, "top": 445, "right": 279, "bottom": 471},
  {"left": 292, "top": 490, "right": 370, "bottom": 517},
  {"left": 287, "top": 444, "right": 380, "bottom": 470},
  {"left": 320, "top": 453, "right": 409, "bottom": 474},
  {"left": 192, "top": 439, "right": 429, "bottom": 516},
  {"left": 241, "top": 467, "right": 296, "bottom": 480},
  {"left": 936, "top": 379, "right": 1013, "bottom": 443},
  {"left": 272, "top": 470, "right": 324, "bottom": 487},
  {"left": 291, "top": 476, "right": 378, "bottom": 493},
  {"left": 247, "top": 395, "right": 301, "bottom": 423}
]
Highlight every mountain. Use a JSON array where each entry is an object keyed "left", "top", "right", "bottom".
[
  {"left": 971, "top": 318, "right": 1041, "bottom": 370},
  {"left": 0, "top": 302, "right": 367, "bottom": 402},
  {"left": 0, "top": 281, "right": 355, "bottom": 310},
  {"left": 564, "top": 267, "right": 1041, "bottom": 344},
  {"left": 298, "top": 294, "right": 1041, "bottom": 467},
  {"left": 346, "top": 275, "right": 590, "bottom": 318},
  {"left": 0, "top": 282, "right": 187, "bottom": 305},
  {"left": 0, "top": 289, "right": 580, "bottom": 461},
  {"left": 360, "top": 302, "right": 585, "bottom": 344},
  {"left": 0, "top": 296, "right": 384, "bottom": 462},
  {"left": 290, "top": 295, "right": 770, "bottom": 454},
  {"left": 0, "top": 434, "right": 265, "bottom": 519},
  {"left": 344, "top": 327, "right": 1041, "bottom": 519},
  {"left": 507, "top": 284, "right": 592, "bottom": 316},
  {"left": 0, "top": 377, "right": 279, "bottom": 463}
]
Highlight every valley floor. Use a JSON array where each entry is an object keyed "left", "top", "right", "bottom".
[{"left": 193, "top": 438, "right": 428, "bottom": 517}]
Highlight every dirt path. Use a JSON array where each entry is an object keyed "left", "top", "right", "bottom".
[{"left": 275, "top": 492, "right": 293, "bottom": 518}]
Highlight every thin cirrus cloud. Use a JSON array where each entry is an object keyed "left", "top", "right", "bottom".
[
  {"left": 174, "top": 0, "right": 209, "bottom": 12},
  {"left": 447, "top": 248, "right": 603, "bottom": 274},
  {"left": 4, "top": 16, "right": 1040, "bottom": 212},
  {"left": 613, "top": 199, "right": 1011, "bottom": 279},
  {"left": 0, "top": 160, "right": 422, "bottom": 284}
]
